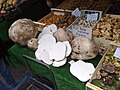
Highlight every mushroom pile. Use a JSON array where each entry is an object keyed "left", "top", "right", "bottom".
[
  {"left": 36, "top": 24, "right": 72, "bottom": 67},
  {"left": 93, "top": 14, "right": 120, "bottom": 41},
  {"left": 9, "top": 18, "right": 38, "bottom": 46}
]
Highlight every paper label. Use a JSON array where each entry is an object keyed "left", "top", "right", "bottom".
[
  {"left": 72, "top": 8, "right": 81, "bottom": 17},
  {"left": 71, "top": 25, "right": 92, "bottom": 39},
  {"left": 87, "top": 13, "right": 98, "bottom": 21},
  {"left": 114, "top": 47, "right": 120, "bottom": 59}
]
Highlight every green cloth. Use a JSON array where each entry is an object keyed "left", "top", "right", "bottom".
[
  {"left": 0, "top": 19, "right": 9, "bottom": 41},
  {"left": 7, "top": 44, "right": 102, "bottom": 90}
]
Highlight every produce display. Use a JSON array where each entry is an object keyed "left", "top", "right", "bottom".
[
  {"left": 0, "top": 0, "right": 20, "bottom": 16},
  {"left": 88, "top": 44, "right": 120, "bottom": 90},
  {"left": 93, "top": 14, "right": 120, "bottom": 42},
  {"left": 55, "top": 13, "right": 76, "bottom": 28},
  {"left": 38, "top": 13, "right": 63, "bottom": 27}
]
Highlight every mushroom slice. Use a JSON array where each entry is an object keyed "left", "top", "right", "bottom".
[
  {"left": 49, "top": 42, "right": 66, "bottom": 61},
  {"left": 35, "top": 49, "right": 42, "bottom": 60},
  {"left": 40, "top": 49, "right": 53, "bottom": 65},
  {"left": 47, "top": 24, "right": 57, "bottom": 33},
  {"left": 38, "top": 27, "right": 51, "bottom": 40},
  {"left": 63, "top": 41, "right": 72, "bottom": 57},
  {"left": 38, "top": 34, "right": 56, "bottom": 51},
  {"left": 70, "top": 60, "right": 95, "bottom": 82},
  {"left": 52, "top": 58, "right": 67, "bottom": 67}
]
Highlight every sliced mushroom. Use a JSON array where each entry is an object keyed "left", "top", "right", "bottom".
[
  {"left": 52, "top": 58, "right": 67, "bottom": 67},
  {"left": 38, "top": 34, "right": 56, "bottom": 51},
  {"left": 38, "top": 24, "right": 57, "bottom": 40},
  {"left": 39, "top": 49, "right": 53, "bottom": 65},
  {"left": 47, "top": 24, "right": 57, "bottom": 33},
  {"left": 63, "top": 41, "right": 72, "bottom": 57},
  {"left": 49, "top": 42, "right": 66, "bottom": 61},
  {"left": 35, "top": 49, "right": 42, "bottom": 60}
]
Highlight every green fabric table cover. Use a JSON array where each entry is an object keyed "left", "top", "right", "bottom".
[
  {"left": 0, "top": 19, "right": 10, "bottom": 41},
  {"left": 7, "top": 44, "right": 102, "bottom": 90}
]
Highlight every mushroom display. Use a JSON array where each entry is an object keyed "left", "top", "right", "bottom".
[
  {"left": 9, "top": 18, "right": 38, "bottom": 46},
  {"left": 35, "top": 26, "right": 72, "bottom": 67},
  {"left": 71, "top": 36, "right": 98, "bottom": 60}
]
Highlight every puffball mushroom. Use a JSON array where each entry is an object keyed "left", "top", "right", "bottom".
[
  {"left": 53, "top": 28, "right": 73, "bottom": 42},
  {"left": 71, "top": 36, "right": 98, "bottom": 60},
  {"left": 9, "top": 18, "right": 38, "bottom": 46},
  {"left": 27, "top": 38, "right": 38, "bottom": 51}
]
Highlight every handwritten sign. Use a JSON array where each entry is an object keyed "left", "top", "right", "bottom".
[
  {"left": 72, "top": 8, "right": 81, "bottom": 17},
  {"left": 114, "top": 47, "right": 120, "bottom": 59},
  {"left": 71, "top": 25, "right": 92, "bottom": 39},
  {"left": 87, "top": 13, "right": 98, "bottom": 21}
]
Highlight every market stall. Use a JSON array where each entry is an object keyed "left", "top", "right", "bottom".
[{"left": 6, "top": 0, "right": 120, "bottom": 90}]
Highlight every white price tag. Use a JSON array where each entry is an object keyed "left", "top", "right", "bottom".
[
  {"left": 71, "top": 25, "right": 92, "bottom": 39},
  {"left": 72, "top": 8, "right": 81, "bottom": 17},
  {"left": 114, "top": 47, "right": 120, "bottom": 59},
  {"left": 87, "top": 13, "right": 98, "bottom": 21}
]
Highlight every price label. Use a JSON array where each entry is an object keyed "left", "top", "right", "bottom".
[
  {"left": 87, "top": 13, "right": 98, "bottom": 21},
  {"left": 71, "top": 25, "right": 92, "bottom": 39},
  {"left": 72, "top": 8, "right": 81, "bottom": 17},
  {"left": 114, "top": 47, "right": 120, "bottom": 59}
]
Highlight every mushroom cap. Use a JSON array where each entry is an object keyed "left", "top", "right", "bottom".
[{"left": 9, "top": 18, "right": 38, "bottom": 46}]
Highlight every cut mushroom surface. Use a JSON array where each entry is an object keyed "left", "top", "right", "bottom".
[
  {"left": 63, "top": 41, "right": 72, "bottom": 57},
  {"left": 38, "top": 34, "right": 56, "bottom": 51},
  {"left": 35, "top": 49, "right": 42, "bottom": 60},
  {"left": 39, "top": 49, "right": 53, "bottom": 65},
  {"left": 47, "top": 24, "right": 57, "bottom": 33},
  {"left": 49, "top": 42, "right": 66, "bottom": 61},
  {"left": 52, "top": 58, "right": 67, "bottom": 67},
  {"left": 38, "top": 24, "right": 57, "bottom": 40}
]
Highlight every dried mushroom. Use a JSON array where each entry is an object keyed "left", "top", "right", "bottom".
[{"left": 93, "top": 14, "right": 120, "bottom": 42}]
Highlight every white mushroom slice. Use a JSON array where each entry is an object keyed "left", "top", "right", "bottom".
[
  {"left": 35, "top": 49, "right": 42, "bottom": 60},
  {"left": 38, "top": 34, "right": 56, "bottom": 51},
  {"left": 47, "top": 24, "right": 57, "bottom": 33},
  {"left": 38, "top": 27, "right": 51, "bottom": 40},
  {"left": 52, "top": 58, "right": 67, "bottom": 67},
  {"left": 63, "top": 41, "right": 72, "bottom": 57},
  {"left": 40, "top": 49, "right": 53, "bottom": 65},
  {"left": 49, "top": 42, "right": 66, "bottom": 61},
  {"left": 70, "top": 60, "right": 95, "bottom": 82}
]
